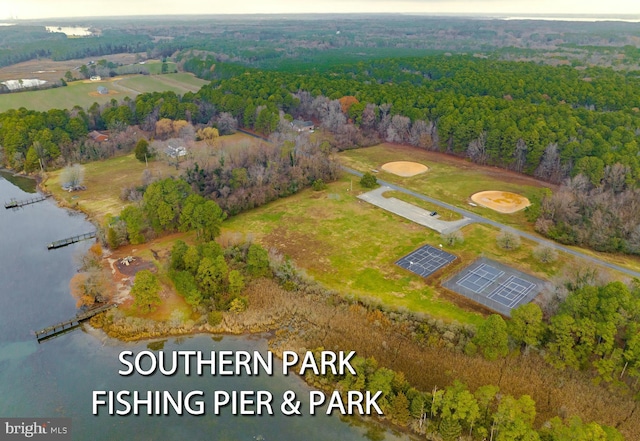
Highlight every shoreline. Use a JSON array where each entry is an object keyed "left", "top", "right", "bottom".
[{"left": 39, "top": 169, "right": 640, "bottom": 440}]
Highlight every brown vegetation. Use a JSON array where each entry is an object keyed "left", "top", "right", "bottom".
[{"left": 92, "top": 276, "right": 639, "bottom": 439}]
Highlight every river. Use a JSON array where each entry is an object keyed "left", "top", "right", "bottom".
[{"left": 0, "top": 175, "right": 409, "bottom": 441}]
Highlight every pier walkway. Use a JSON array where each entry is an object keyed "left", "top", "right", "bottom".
[
  {"left": 47, "top": 231, "right": 96, "bottom": 250},
  {"left": 35, "top": 304, "right": 116, "bottom": 342},
  {"left": 4, "top": 194, "right": 50, "bottom": 209}
]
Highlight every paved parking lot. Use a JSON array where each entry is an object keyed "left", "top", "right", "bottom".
[{"left": 357, "top": 186, "right": 473, "bottom": 234}]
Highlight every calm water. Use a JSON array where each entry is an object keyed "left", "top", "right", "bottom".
[{"left": 0, "top": 177, "right": 408, "bottom": 441}]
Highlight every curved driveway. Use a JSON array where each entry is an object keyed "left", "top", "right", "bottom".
[{"left": 343, "top": 167, "right": 640, "bottom": 279}]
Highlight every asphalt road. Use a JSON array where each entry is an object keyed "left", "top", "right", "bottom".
[{"left": 343, "top": 167, "right": 640, "bottom": 279}]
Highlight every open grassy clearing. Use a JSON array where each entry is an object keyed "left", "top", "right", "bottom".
[
  {"left": 115, "top": 73, "right": 207, "bottom": 95},
  {"left": 224, "top": 176, "right": 485, "bottom": 324},
  {"left": 43, "top": 132, "right": 262, "bottom": 222},
  {"left": 115, "top": 60, "right": 177, "bottom": 75},
  {"left": 340, "top": 143, "right": 549, "bottom": 232},
  {"left": 0, "top": 73, "right": 207, "bottom": 112},
  {"left": 341, "top": 143, "right": 640, "bottom": 275},
  {"left": 44, "top": 154, "right": 178, "bottom": 222},
  {"left": 223, "top": 174, "right": 588, "bottom": 325}
]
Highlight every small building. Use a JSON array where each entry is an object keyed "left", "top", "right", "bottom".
[
  {"left": 88, "top": 130, "right": 109, "bottom": 142},
  {"left": 291, "top": 120, "right": 315, "bottom": 132},
  {"left": 90, "top": 75, "right": 101, "bottom": 81},
  {"left": 165, "top": 145, "right": 187, "bottom": 158},
  {"left": 97, "top": 86, "right": 108, "bottom": 95}
]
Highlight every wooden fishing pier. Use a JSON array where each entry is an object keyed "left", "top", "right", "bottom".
[
  {"left": 47, "top": 231, "right": 96, "bottom": 250},
  {"left": 4, "top": 194, "right": 50, "bottom": 209},
  {"left": 35, "top": 304, "right": 116, "bottom": 342}
]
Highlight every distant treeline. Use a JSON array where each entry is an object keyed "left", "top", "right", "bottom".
[{"left": 0, "top": 27, "right": 152, "bottom": 68}]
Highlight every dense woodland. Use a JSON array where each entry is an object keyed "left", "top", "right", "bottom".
[
  {"left": 5, "top": 16, "right": 640, "bottom": 71},
  {"left": 5, "top": 48, "right": 640, "bottom": 252}
]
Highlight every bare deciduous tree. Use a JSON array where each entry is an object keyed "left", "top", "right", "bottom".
[
  {"left": 467, "top": 132, "right": 487, "bottom": 164},
  {"left": 386, "top": 114, "right": 411, "bottom": 143},
  {"left": 535, "top": 143, "right": 565, "bottom": 183},
  {"left": 60, "top": 164, "right": 85, "bottom": 188},
  {"left": 409, "top": 119, "right": 435, "bottom": 149},
  {"left": 496, "top": 229, "right": 521, "bottom": 250},
  {"left": 532, "top": 244, "right": 558, "bottom": 263},
  {"left": 216, "top": 112, "right": 237, "bottom": 135}
]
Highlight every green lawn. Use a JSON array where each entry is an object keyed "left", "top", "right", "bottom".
[
  {"left": 115, "top": 73, "right": 208, "bottom": 95},
  {"left": 0, "top": 73, "right": 208, "bottom": 112},
  {"left": 223, "top": 174, "right": 575, "bottom": 326},
  {"left": 44, "top": 154, "right": 179, "bottom": 222},
  {"left": 341, "top": 143, "right": 550, "bottom": 232},
  {"left": 116, "top": 60, "right": 178, "bottom": 75}
]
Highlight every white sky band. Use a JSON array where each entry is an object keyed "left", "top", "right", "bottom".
[{"left": 2, "top": 1, "right": 639, "bottom": 20}]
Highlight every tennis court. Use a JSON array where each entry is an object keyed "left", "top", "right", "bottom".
[
  {"left": 442, "top": 257, "right": 544, "bottom": 316},
  {"left": 396, "top": 245, "right": 456, "bottom": 278}
]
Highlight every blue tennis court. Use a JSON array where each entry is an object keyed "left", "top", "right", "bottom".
[
  {"left": 487, "top": 275, "right": 536, "bottom": 308},
  {"left": 456, "top": 264, "right": 504, "bottom": 293},
  {"left": 396, "top": 245, "right": 456, "bottom": 278},
  {"left": 442, "top": 257, "right": 544, "bottom": 316}
]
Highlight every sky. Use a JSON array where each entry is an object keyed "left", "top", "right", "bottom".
[{"left": 1, "top": 0, "right": 639, "bottom": 20}]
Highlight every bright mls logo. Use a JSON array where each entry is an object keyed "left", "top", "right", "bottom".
[{"left": 0, "top": 419, "right": 71, "bottom": 440}]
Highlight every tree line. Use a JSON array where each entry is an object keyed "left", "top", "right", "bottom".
[
  {"left": 305, "top": 355, "right": 623, "bottom": 441},
  {"left": 189, "top": 57, "right": 640, "bottom": 184},
  {"left": 532, "top": 166, "right": 640, "bottom": 254}
]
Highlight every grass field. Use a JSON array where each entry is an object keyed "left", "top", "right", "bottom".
[
  {"left": 40, "top": 136, "right": 615, "bottom": 325},
  {"left": 43, "top": 132, "right": 261, "bottom": 222},
  {"left": 382, "top": 190, "right": 463, "bottom": 221},
  {"left": 44, "top": 154, "right": 178, "bottom": 222},
  {"left": 223, "top": 174, "right": 578, "bottom": 325},
  {"left": 340, "top": 143, "right": 551, "bottom": 232},
  {"left": 116, "top": 60, "right": 178, "bottom": 76},
  {"left": 341, "top": 143, "right": 640, "bottom": 274},
  {"left": 0, "top": 73, "right": 209, "bottom": 112},
  {"left": 114, "top": 73, "right": 208, "bottom": 95}
]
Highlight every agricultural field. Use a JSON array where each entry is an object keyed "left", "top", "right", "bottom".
[
  {"left": 0, "top": 54, "right": 140, "bottom": 83},
  {"left": 0, "top": 73, "right": 208, "bottom": 112}
]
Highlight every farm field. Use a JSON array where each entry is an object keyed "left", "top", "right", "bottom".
[
  {"left": 0, "top": 54, "right": 140, "bottom": 83},
  {"left": 0, "top": 73, "right": 208, "bottom": 112}
]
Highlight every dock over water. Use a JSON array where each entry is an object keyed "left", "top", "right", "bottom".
[
  {"left": 35, "top": 304, "right": 116, "bottom": 342},
  {"left": 4, "top": 194, "right": 50, "bottom": 209},
  {"left": 47, "top": 231, "right": 96, "bottom": 250}
]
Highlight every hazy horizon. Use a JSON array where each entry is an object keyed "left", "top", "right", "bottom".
[{"left": 1, "top": 0, "right": 639, "bottom": 21}]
